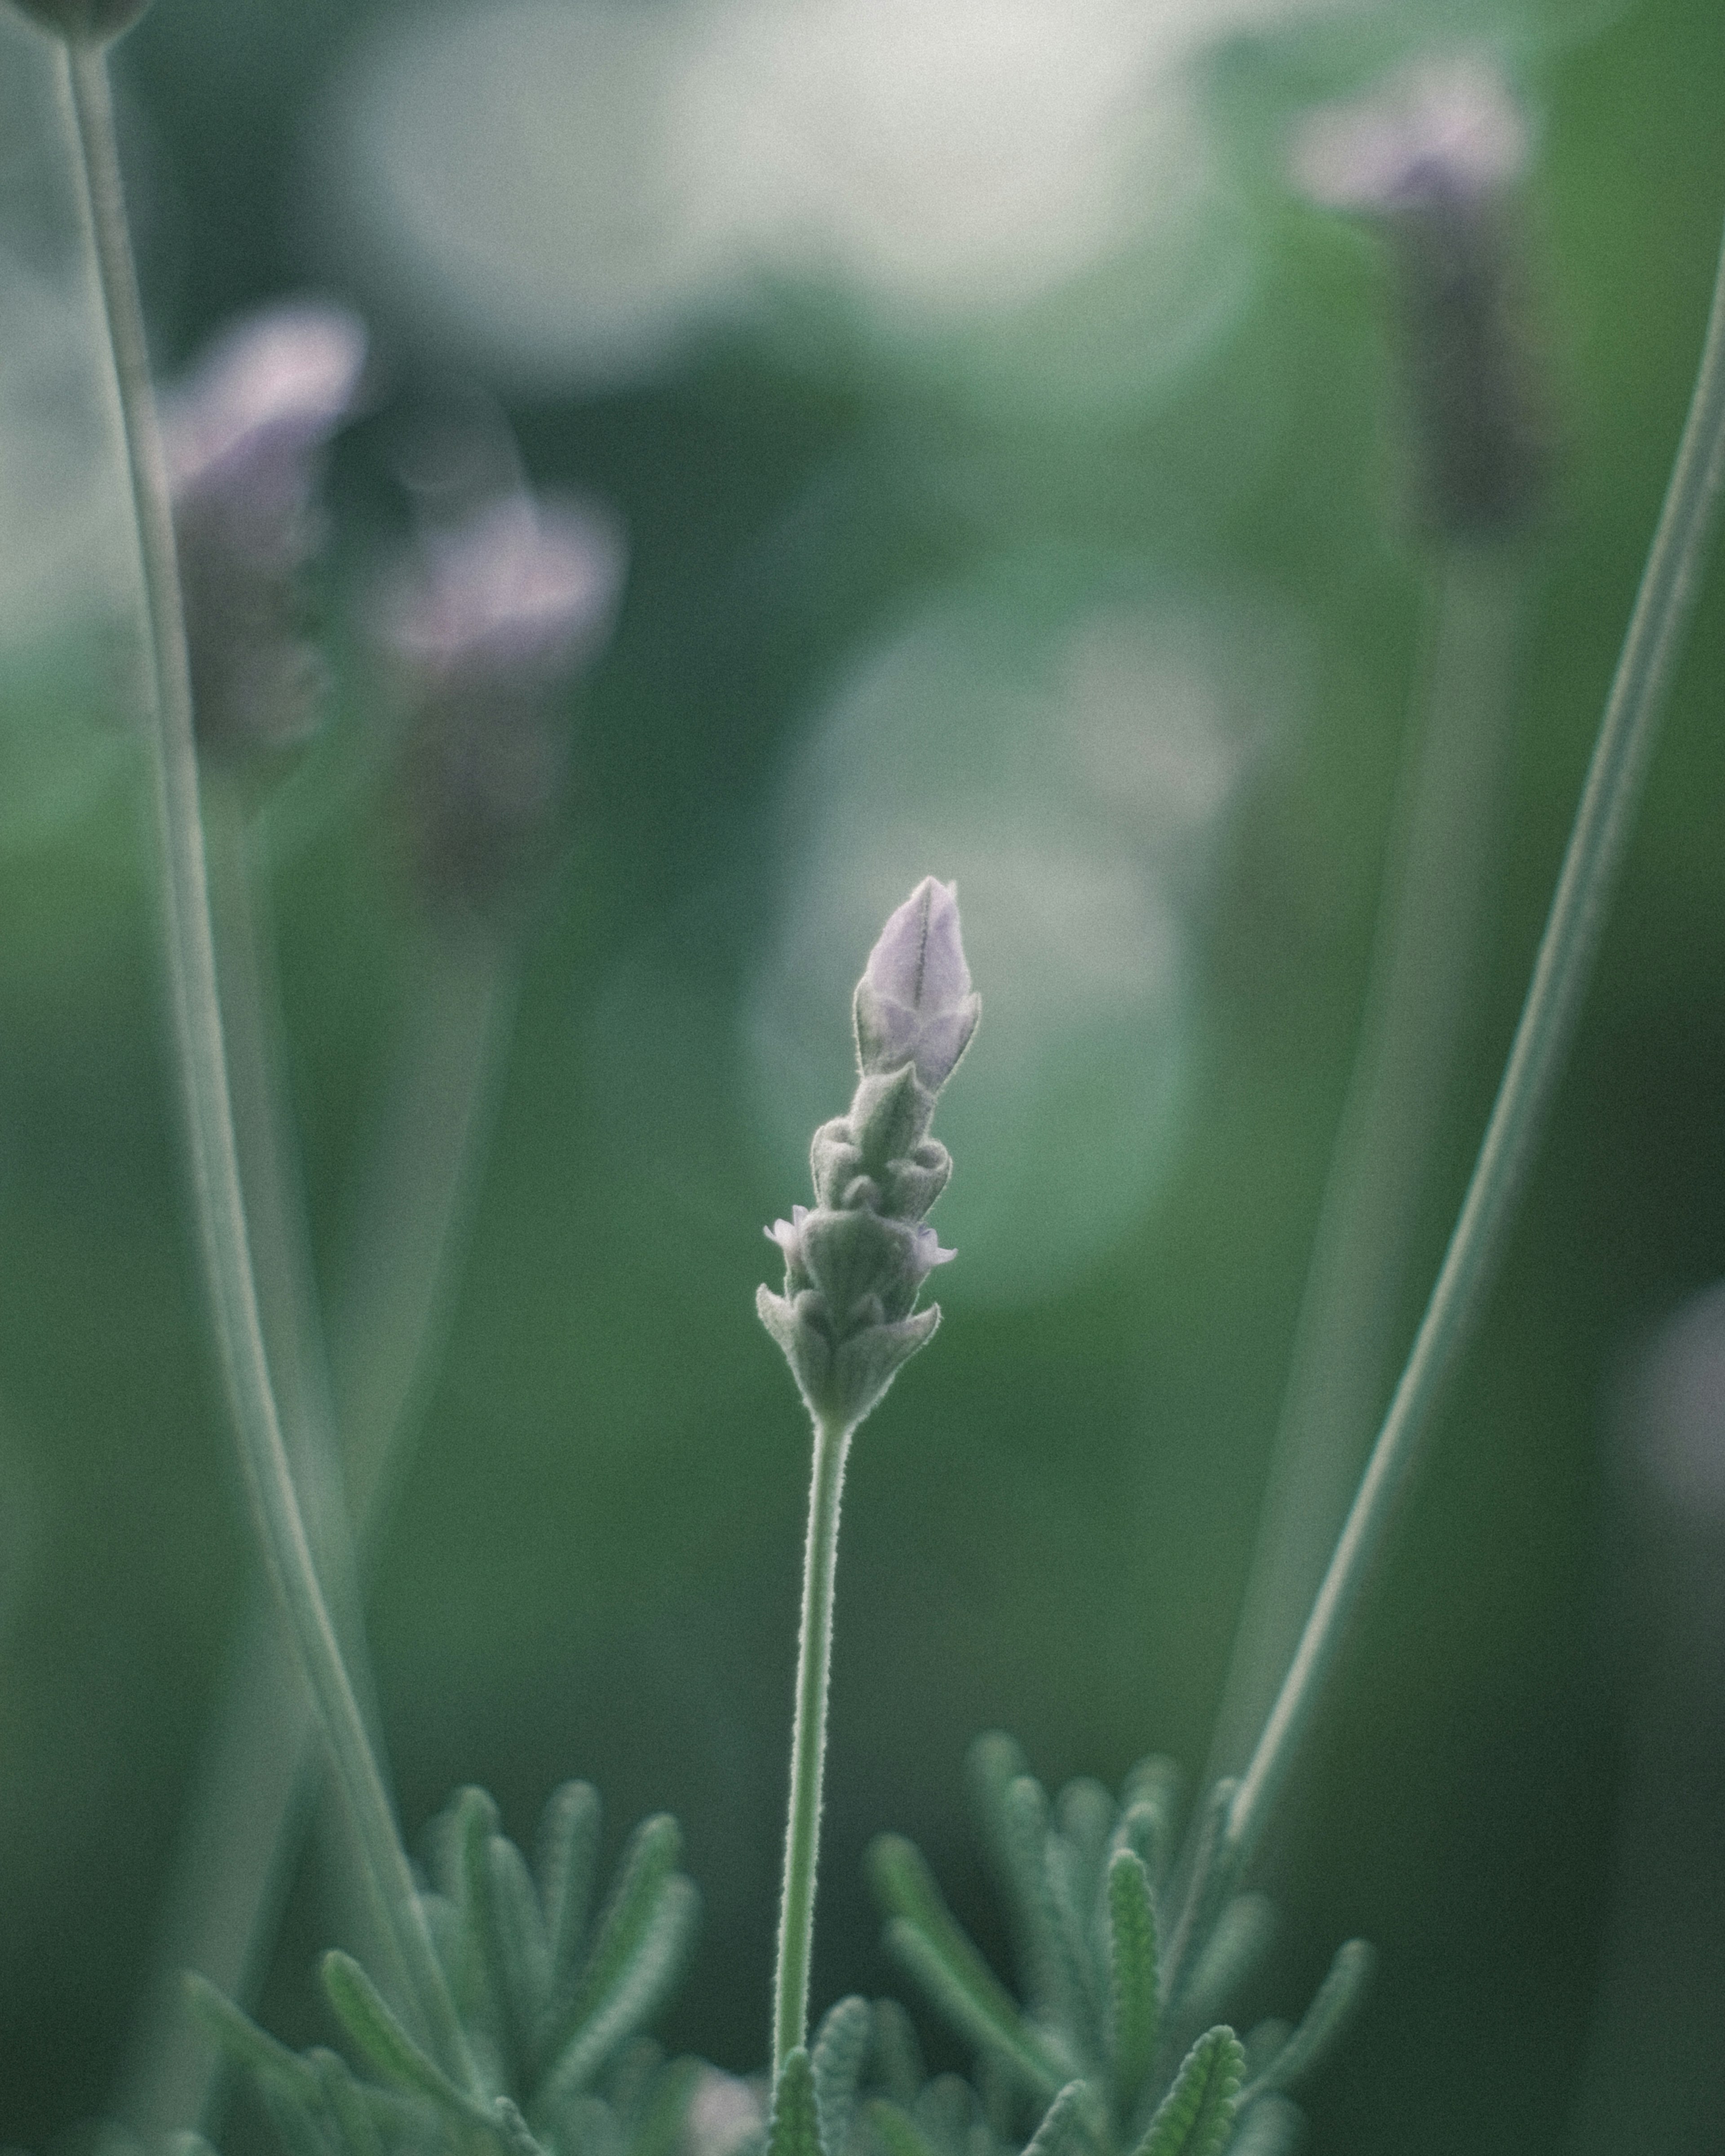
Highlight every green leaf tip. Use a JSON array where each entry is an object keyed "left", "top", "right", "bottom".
[
  {"left": 1248, "top": 1937, "right": 1375, "bottom": 2099},
  {"left": 769, "top": 2048, "right": 826, "bottom": 2156},
  {"left": 867, "top": 1833, "right": 1062, "bottom": 2096},
  {"left": 812, "top": 1994, "right": 874, "bottom": 2156},
  {"left": 319, "top": 1950, "right": 482, "bottom": 2127},
  {"left": 1023, "top": 2082, "right": 1094, "bottom": 2156},
  {"left": 1105, "top": 1849, "right": 1159, "bottom": 2115},
  {"left": 1132, "top": 2028, "right": 1244, "bottom": 2156}
]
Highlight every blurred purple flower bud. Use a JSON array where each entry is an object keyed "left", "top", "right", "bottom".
[
  {"left": 375, "top": 488, "right": 626, "bottom": 915},
  {"left": 10, "top": 0, "right": 150, "bottom": 42},
  {"left": 854, "top": 876, "right": 981, "bottom": 1092},
  {"left": 1291, "top": 57, "right": 1528, "bottom": 215},
  {"left": 163, "top": 302, "right": 367, "bottom": 755},
  {"left": 1291, "top": 58, "right": 1549, "bottom": 539}
]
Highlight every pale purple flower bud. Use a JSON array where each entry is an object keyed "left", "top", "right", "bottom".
[
  {"left": 163, "top": 302, "right": 367, "bottom": 754},
  {"left": 911, "top": 1224, "right": 957, "bottom": 1280},
  {"left": 854, "top": 877, "right": 981, "bottom": 1092},
  {"left": 760, "top": 878, "right": 976, "bottom": 1429},
  {"left": 374, "top": 489, "right": 626, "bottom": 913},
  {"left": 765, "top": 1205, "right": 810, "bottom": 1269},
  {"left": 1290, "top": 58, "right": 1549, "bottom": 538}
]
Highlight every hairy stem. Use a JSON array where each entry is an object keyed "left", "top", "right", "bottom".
[
  {"left": 1228, "top": 207, "right": 1725, "bottom": 1871},
  {"left": 1207, "top": 548, "right": 1528, "bottom": 1785},
  {"left": 773, "top": 1410, "right": 854, "bottom": 2074},
  {"left": 61, "top": 39, "right": 475, "bottom": 2089}
]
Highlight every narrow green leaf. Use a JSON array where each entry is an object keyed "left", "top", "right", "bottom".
[
  {"left": 1054, "top": 1782, "right": 1115, "bottom": 1889},
  {"left": 1041, "top": 1832, "right": 1103, "bottom": 2054},
  {"left": 769, "top": 2049, "right": 826, "bottom": 2156},
  {"left": 320, "top": 1951, "right": 487, "bottom": 2131},
  {"left": 494, "top": 2096, "right": 552, "bottom": 2156},
  {"left": 1223, "top": 2096, "right": 1304, "bottom": 2156},
  {"left": 862, "top": 2099, "right": 942, "bottom": 2156},
  {"left": 869, "top": 2001, "right": 925, "bottom": 2108},
  {"left": 258, "top": 2079, "right": 339, "bottom": 2156},
  {"left": 868, "top": 1836, "right": 1062, "bottom": 2096},
  {"left": 1159, "top": 1784, "right": 1239, "bottom": 2017},
  {"left": 539, "top": 1781, "right": 604, "bottom": 1999},
  {"left": 1178, "top": 1897, "right": 1276, "bottom": 2035},
  {"left": 478, "top": 1830, "right": 553, "bottom": 2082},
  {"left": 184, "top": 1975, "right": 324, "bottom": 2105},
  {"left": 307, "top": 2048, "right": 386, "bottom": 2156},
  {"left": 911, "top": 2073, "right": 977, "bottom": 2156},
  {"left": 539, "top": 1864, "right": 698, "bottom": 2102},
  {"left": 993, "top": 1777, "right": 1085, "bottom": 2029},
  {"left": 1105, "top": 1851, "right": 1159, "bottom": 2116},
  {"left": 1131, "top": 2029, "right": 1243, "bottom": 2156},
  {"left": 627, "top": 2056, "right": 703, "bottom": 2156},
  {"left": 447, "top": 1787, "right": 506, "bottom": 2036},
  {"left": 811, "top": 1995, "right": 873, "bottom": 2156},
  {"left": 1246, "top": 1940, "right": 1374, "bottom": 2099},
  {"left": 1022, "top": 2082, "right": 1092, "bottom": 2156}
]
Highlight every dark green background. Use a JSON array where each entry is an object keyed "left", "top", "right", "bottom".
[{"left": 1, "top": 1, "right": 1723, "bottom": 2152}]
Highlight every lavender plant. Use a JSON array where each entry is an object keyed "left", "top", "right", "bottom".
[{"left": 6, "top": 4, "right": 1725, "bottom": 2156}]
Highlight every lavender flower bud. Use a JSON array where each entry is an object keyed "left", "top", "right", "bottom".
[
  {"left": 375, "top": 489, "right": 626, "bottom": 916},
  {"left": 1292, "top": 58, "right": 1549, "bottom": 539},
  {"left": 758, "top": 882, "right": 976, "bottom": 1430},
  {"left": 854, "top": 876, "right": 982, "bottom": 1091},
  {"left": 163, "top": 302, "right": 367, "bottom": 757},
  {"left": 10, "top": 0, "right": 150, "bottom": 42}
]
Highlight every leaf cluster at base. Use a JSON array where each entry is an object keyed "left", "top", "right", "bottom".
[{"left": 191, "top": 1780, "right": 700, "bottom": 2156}]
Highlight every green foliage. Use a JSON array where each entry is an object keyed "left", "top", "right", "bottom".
[
  {"left": 867, "top": 1736, "right": 1373, "bottom": 2156},
  {"left": 193, "top": 1782, "right": 701, "bottom": 2156}
]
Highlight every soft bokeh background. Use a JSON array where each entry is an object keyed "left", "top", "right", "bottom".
[{"left": 1, "top": 0, "right": 1724, "bottom": 2151}]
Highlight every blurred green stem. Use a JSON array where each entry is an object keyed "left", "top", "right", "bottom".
[
  {"left": 1206, "top": 547, "right": 1529, "bottom": 1786},
  {"left": 118, "top": 804, "right": 517, "bottom": 2133},
  {"left": 1227, "top": 206, "right": 1725, "bottom": 1873},
  {"left": 61, "top": 38, "right": 476, "bottom": 2092},
  {"left": 773, "top": 1410, "right": 855, "bottom": 2074}
]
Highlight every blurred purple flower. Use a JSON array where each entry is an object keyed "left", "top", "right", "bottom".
[
  {"left": 854, "top": 875, "right": 980, "bottom": 1092},
  {"left": 163, "top": 301, "right": 367, "bottom": 754},
  {"left": 1290, "top": 57, "right": 1529, "bottom": 215},
  {"left": 374, "top": 488, "right": 626, "bottom": 913},
  {"left": 1289, "top": 57, "right": 1548, "bottom": 539}
]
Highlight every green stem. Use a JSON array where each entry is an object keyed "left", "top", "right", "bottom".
[
  {"left": 1227, "top": 207, "right": 1725, "bottom": 1872},
  {"left": 1206, "top": 548, "right": 1528, "bottom": 1787},
  {"left": 60, "top": 38, "right": 476, "bottom": 2090},
  {"left": 773, "top": 1410, "right": 854, "bottom": 2075},
  {"left": 118, "top": 923, "right": 515, "bottom": 2135}
]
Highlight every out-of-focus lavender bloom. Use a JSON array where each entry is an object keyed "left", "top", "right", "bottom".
[
  {"left": 374, "top": 488, "right": 626, "bottom": 913},
  {"left": 854, "top": 875, "right": 981, "bottom": 1091},
  {"left": 10, "top": 0, "right": 150, "bottom": 42},
  {"left": 1290, "top": 57, "right": 1548, "bottom": 539},
  {"left": 163, "top": 302, "right": 367, "bottom": 755},
  {"left": 1291, "top": 57, "right": 1528, "bottom": 215}
]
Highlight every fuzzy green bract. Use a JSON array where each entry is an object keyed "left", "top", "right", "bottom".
[
  {"left": 862, "top": 1735, "right": 1374, "bottom": 2156},
  {"left": 191, "top": 1781, "right": 700, "bottom": 2156}
]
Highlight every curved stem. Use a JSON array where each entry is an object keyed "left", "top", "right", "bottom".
[
  {"left": 1228, "top": 205, "right": 1725, "bottom": 1872},
  {"left": 1206, "top": 548, "right": 1528, "bottom": 1787},
  {"left": 773, "top": 1410, "right": 854, "bottom": 2074},
  {"left": 60, "top": 39, "right": 475, "bottom": 2090}
]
